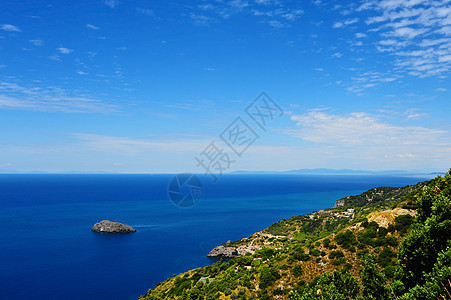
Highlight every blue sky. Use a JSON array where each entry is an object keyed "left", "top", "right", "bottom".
[{"left": 0, "top": 0, "right": 450, "bottom": 173}]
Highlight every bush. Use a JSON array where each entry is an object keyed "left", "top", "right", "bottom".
[
  {"left": 335, "top": 230, "right": 357, "bottom": 249},
  {"left": 292, "top": 265, "right": 303, "bottom": 277},
  {"left": 292, "top": 252, "right": 310, "bottom": 261},
  {"left": 310, "top": 248, "right": 320, "bottom": 256},
  {"left": 259, "top": 267, "right": 281, "bottom": 289},
  {"left": 329, "top": 250, "right": 345, "bottom": 259},
  {"left": 395, "top": 214, "right": 415, "bottom": 233},
  {"left": 378, "top": 247, "right": 396, "bottom": 268},
  {"left": 378, "top": 227, "right": 388, "bottom": 237},
  {"left": 387, "top": 224, "right": 395, "bottom": 233},
  {"left": 332, "top": 257, "right": 346, "bottom": 265}
]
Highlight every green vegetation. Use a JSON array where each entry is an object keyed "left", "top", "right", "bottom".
[{"left": 140, "top": 170, "right": 451, "bottom": 300}]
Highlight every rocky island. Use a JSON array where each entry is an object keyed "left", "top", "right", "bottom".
[{"left": 91, "top": 220, "right": 137, "bottom": 233}]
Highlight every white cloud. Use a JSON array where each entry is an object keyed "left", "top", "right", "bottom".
[
  {"left": 355, "top": 33, "right": 367, "bottom": 38},
  {"left": 0, "top": 24, "right": 21, "bottom": 32},
  {"left": 29, "top": 39, "right": 44, "bottom": 46},
  {"left": 435, "top": 87, "right": 447, "bottom": 92},
  {"left": 191, "top": 0, "right": 303, "bottom": 27},
  {"left": 0, "top": 162, "right": 12, "bottom": 169},
  {"left": 285, "top": 109, "right": 450, "bottom": 166},
  {"left": 333, "top": 18, "right": 358, "bottom": 28},
  {"left": 136, "top": 8, "right": 155, "bottom": 16},
  {"left": 344, "top": 18, "right": 358, "bottom": 25},
  {"left": 346, "top": 71, "right": 401, "bottom": 93},
  {"left": 76, "top": 70, "right": 88, "bottom": 75},
  {"left": 0, "top": 81, "right": 117, "bottom": 113},
  {"left": 48, "top": 55, "right": 62, "bottom": 61},
  {"left": 57, "top": 47, "right": 73, "bottom": 54},
  {"left": 190, "top": 13, "right": 218, "bottom": 26},
  {"left": 104, "top": 0, "right": 118, "bottom": 8},
  {"left": 86, "top": 24, "right": 99, "bottom": 30},
  {"left": 70, "top": 133, "right": 209, "bottom": 155},
  {"left": 356, "top": 0, "right": 451, "bottom": 78},
  {"left": 268, "top": 20, "right": 286, "bottom": 28}
]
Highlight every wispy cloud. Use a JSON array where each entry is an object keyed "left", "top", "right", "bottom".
[
  {"left": 346, "top": 71, "right": 400, "bottom": 93},
  {"left": 190, "top": 13, "right": 218, "bottom": 26},
  {"left": 356, "top": 0, "right": 451, "bottom": 78},
  {"left": 70, "top": 133, "right": 209, "bottom": 155},
  {"left": 192, "top": 0, "right": 303, "bottom": 27},
  {"left": 104, "top": 0, "right": 118, "bottom": 8},
  {"left": 285, "top": 108, "right": 450, "bottom": 165},
  {"left": 57, "top": 47, "right": 73, "bottom": 54},
  {"left": 136, "top": 8, "right": 155, "bottom": 16},
  {"left": 0, "top": 24, "right": 21, "bottom": 32},
  {"left": 333, "top": 18, "right": 358, "bottom": 28},
  {"left": 48, "top": 55, "right": 62, "bottom": 61},
  {"left": 86, "top": 24, "right": 99, "bottom": 30},
  {"left": 0, "top": 81, "right": 118, "bottom": 113},
  {"left": 29, "top": 39, "right": 44, "bottom": 46}
]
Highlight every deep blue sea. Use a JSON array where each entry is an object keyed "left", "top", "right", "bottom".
[{"left": 0, "top": 174, "right": 432, "bottom": 299}]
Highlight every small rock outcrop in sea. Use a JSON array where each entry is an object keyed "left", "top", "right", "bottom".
[
  {"left": 207, "top": 244, "right": 260, "bottom": 258},
  {"left": 91, "top": 220, "right": 137, "bottom": 233}
]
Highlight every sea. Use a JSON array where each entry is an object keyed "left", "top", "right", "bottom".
[{"left": 0, "top": 174, "right": 433, "bottom": 300}]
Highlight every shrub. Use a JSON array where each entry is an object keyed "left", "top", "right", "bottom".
[
  {"left": 292, "top": 265, "right": 303, "bottom": 277},
  {"left": 395, "top": 214, "right": 415, "bottom": 233},
  {"left": 378, "top": 227, "right": 388, "bottom": 237},
  {"left": 332, "top": 257, "right": 346, "bottom": 265},
  {"left": 378, "top": 247, "right": 396, "bottom": 268},
  {"left": 329, "top": 250, "right": 345, "bottom": 259},
  {"left": 335, "top": 230, "right": 357, "bottom": 249},
  {"left": 259, "top": 267, "right": 281, "bottom": 289},
  {"left": 292, "top": 252, "right": 310, "bottom": 261},
  {"left": 387, "top": 224, "right": 395, "bottom": 233},
  {"left": 310, "top": 248, "right": 320, "bottom": 256}
]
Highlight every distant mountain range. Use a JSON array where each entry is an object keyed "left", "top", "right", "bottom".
[
  {"left": 230, "top": 168, "right": 446, "bottom": 176},
  {"left": 0, "top": 168, "right": 446, "bottom": 176}
]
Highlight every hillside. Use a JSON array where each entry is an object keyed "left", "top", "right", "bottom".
[{"left": 139, "top": 171, "right": 451, "bottom": 300}]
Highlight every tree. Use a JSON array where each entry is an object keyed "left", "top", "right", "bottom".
[
  {"left": 398, "top": 190, "right": 451, "bottom": 288},
  {"left": 259, "top": 266, "right": 281, "bottom": 289},
  {"left": 361, "top": 255, "right": 392, "bottom": 300}
]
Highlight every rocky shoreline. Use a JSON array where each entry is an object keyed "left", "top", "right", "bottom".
[{"left": 207, "top": 243, "right": 260, "bottom": 258}]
